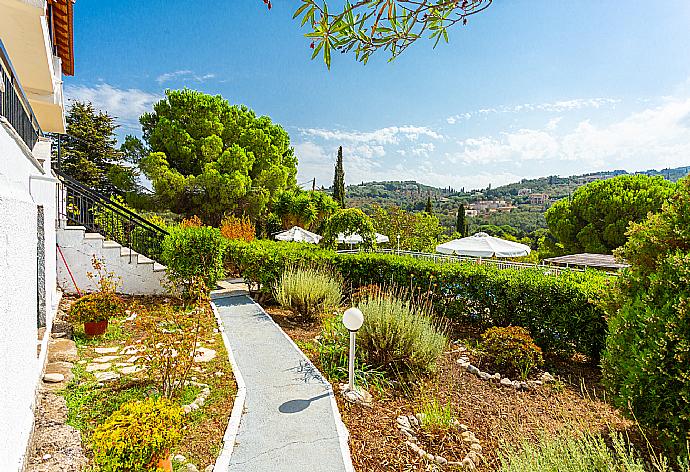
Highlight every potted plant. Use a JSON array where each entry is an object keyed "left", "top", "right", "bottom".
[
  {"left": 68, "top": 291, "right": 125, "bottom": 337},
  {"left": 92, "top": 397, "right": 184, "bottom": 472}
]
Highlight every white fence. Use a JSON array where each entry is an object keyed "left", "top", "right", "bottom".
[{"left": 335, "top": 248, "right": 598, "bottom": 275}]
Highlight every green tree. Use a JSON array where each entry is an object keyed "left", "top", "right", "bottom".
[
  {"left": 322, "top": 208, "right": 376, "bottom": 249},
  {"left": 139, "top": 89, "right": 297, "bottom": 225},
  {"left": 291, "top": 0, "right": 493, "bottom": 68},
  {"left": 60, "top": 101, "right": 135, "bottom": 194},
  {"left": 332, "top": 146, "right": 345, "bottom": 207},
  {"left": 602, "top": 177, "right": 690, "bottom": 456},
  {"left": 424, "top": 194, "right": 433, "bottom": 214},
  {"left": 456, "top": 204, "right": 466, "bottom": 236},
  {"left": 545, "top": 175, "right": 675, "bottom": 254},
  {"left": 273, "top": 189, "right": 338, "bottom": 231},
  {"left": 372, "top": 205, "right": 442, "bottom": 251}
]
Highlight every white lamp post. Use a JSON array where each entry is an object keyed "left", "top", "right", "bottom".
[{"left": 342, "top": 307, "right": 364, "bottom": 392}]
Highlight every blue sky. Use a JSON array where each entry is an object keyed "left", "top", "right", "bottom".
[{"left": 65, "top": 0, "right": 690, "bottom": 190}]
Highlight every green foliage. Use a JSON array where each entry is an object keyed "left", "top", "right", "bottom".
[
  {"left": 332, "top": 146, "right": 345, "bottom": 207},
  {"left": 546, "top": 174, "right": 675, "bottom": 254},
  {"left": 498, "top": 432, "right": 671, "bottom": 472},
  {"left": 481, "top": 326, "right": 544, "bottom": 379},
  {"left": 419, "top": 398, "right": 456, "bottom": 432},
  {"left": 161, "top": 226, "right": 226, "bottom": 290},
  {"left": 61, "top": 101, "right": 136, "bottom": 194},
  {"left": 273, "top": 266, "right": 343, "bottom": 318},
  {"left": 602, "top": 177, "right": 690, "bottom": 455},
  {"left": 92, "top": 397, "right": 183, "bottom": 472},
  {"left": 356, "top": 291, "right": 447, "bottom": 374},
  {"left": 425, "top": 194, "right": 433, "bottom": 214},
  {"left": 293, "top": 0, "right": 494, "bottom": 68},
  {"left": 371, "top": 205, "right": 443, "bottom": 251},
  {"left": 69, "top": 292, "right": 125, "bottom": 324},
  {"left": 322, "top": 208, "right": 376, "bottom": 249},
  {"left": 306, "top": 314, "right": 392, "bottom": 392},
  {"left": 225, "top": 239, "right": 610, "bottom": 358},
  {"left": 273, "top": 189, "right": 338, "bottom": 231},
  {"left": 456, "top": 204, "right": 467, "bottom": 236},
  {"left": 140, "top": 89, "right": 297, "bottom": 225}
]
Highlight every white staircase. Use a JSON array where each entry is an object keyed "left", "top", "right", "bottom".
[{"left": 57, "top": 226, "right": 167, "bottom": 295}]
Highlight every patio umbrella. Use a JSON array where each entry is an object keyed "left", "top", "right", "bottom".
[
  {"left": 274, "top": 226, "right": 322, "bottom": 244},
  {"left": 336, "top": 232, "right": 390, "bottom": 244},
  {"left": 435, "top": 232, "right": 531, "bottom": 258}
]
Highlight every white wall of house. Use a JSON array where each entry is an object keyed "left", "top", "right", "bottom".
[{"left": 0, "top": 120, "right": 58, "bottom": 470}]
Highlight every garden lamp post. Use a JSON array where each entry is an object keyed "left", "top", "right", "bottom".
[{"left": 342, "top": 307, "right": 364, "bottom": 392}]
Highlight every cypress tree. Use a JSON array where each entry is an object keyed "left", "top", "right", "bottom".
[
  {"left": 425, "top": 194, "right": 433, "bottom": 214},
  {"left": 332, "top": 146, "right": 345, "bottom": 207},
  {"left": 456, "top": 203, "right": 466, "bottom": 236}
]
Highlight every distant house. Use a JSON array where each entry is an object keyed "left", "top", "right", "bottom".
[
  {"left": 529, "top": 193, "right": 549, "bottom": 205},
  {"left": 465, "top": 209, "right": 478, "bottom": 217},
  {"left": 518, "top": 188, "right": 531, "bottom": 196}
]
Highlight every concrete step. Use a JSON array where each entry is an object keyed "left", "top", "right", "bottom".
[
  {"left": 102, "top": 240, "right": 122, "bottom": 249},
  {"left": 83, "top": 232, "right": 104, "bottom": 240}
]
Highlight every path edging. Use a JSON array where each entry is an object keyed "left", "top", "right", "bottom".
[{"left": 210, "top": 298, "right": 247, "bottom": 471}]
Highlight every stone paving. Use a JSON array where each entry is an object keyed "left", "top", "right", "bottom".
[{"left": 212, "top": 294, "right": 352, "bottom": 472}]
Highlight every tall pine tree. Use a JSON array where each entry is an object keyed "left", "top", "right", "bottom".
[
  {"left": 332, "top": 146, "right": 345, "bottom": 207},
  {"left": 456, "top": 203, "right": 466, "bottom": 236}
]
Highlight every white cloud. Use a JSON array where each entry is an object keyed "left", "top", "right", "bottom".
[
  {"left": 445, "top": 98, "right": 620, "bottom": 124},
  {"left": 64, "top": 83, "right": 160, "bottom": 130},
  {"left": 156, "top": 70, "right": 216, "bottom": 84},
  {"left": 447, "top": 97, "right": 690, "bottom": 171},
  {"left": 411, "top": 142, "right": 435, "bottom": 157},
  {"left": 301, "top": 125, "right": 443, "bottom": 145}
]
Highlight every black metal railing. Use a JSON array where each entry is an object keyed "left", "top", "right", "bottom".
[
  {"left": 0, "top": 40, "right": 42, "bottom": 150},
  {"left": 55, "top": 169, "right": 169, "bottom": 263}
]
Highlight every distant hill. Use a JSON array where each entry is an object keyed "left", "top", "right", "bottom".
[{"left": 341, "top": 166, "right": 690, "bottom": 233}]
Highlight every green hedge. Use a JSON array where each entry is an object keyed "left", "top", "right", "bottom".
[
  {"left": 225, "top": 240, "right": 610, "bottom": 358},
  {"left": 162, "top": 226, "right": 226, "bottom": 289}
]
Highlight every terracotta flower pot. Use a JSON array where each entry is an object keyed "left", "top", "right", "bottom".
[
  {"left": 83, "top": 320, "right": 108, "bottom": 337},
  {"left": 151, "top": 449, "right": 172, "bottom": 472}
]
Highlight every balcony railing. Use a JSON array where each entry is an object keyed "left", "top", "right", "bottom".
[{"left": 0, "top": 39, "right": 43, "bottom": 150}]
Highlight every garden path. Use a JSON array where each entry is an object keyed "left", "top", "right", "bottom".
[{"left": 212, "top": 293, "right": 353, "bottom": 472}]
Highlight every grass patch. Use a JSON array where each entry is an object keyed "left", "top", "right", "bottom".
[
  {"left": 72, "top": 318, "right": 127, "bottom": 348},
  {"left": 419, "top": 398, "right": 456, "bottom": 432}
]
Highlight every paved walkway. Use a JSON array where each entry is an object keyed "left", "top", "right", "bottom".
[{"left": 212, "top": 294, "right": 352, "bottom": 472}]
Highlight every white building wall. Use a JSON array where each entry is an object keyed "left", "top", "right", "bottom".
[{"left": 0, "top": 119, "right": 58, "bottom": 470}]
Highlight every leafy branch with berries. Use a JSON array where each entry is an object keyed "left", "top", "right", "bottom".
[{"left": 278, "top": 0, "right": 493, "bottom": 68}]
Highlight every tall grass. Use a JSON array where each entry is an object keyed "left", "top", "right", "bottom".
[
  {"left": 357, "top": 290, "right": 447, "bottom": 375},
  {"left": 273, "top": 266, "right": 342, "bottom": 318},
  {"left": 498, "top": 432, "right": 673, "bottom": 472},
  {"left": 419, "top": 398, "right": 456, "bottom": 432}
]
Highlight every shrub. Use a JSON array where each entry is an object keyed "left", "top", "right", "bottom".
[
  {"left": 69, "top": 292, "right": 125, "bottom": 324},
  {"left": 220, "top": 214, "right": 256, "bottom": 241},
  {"left": 92, "top": 397, "right": 184, "bottom": 472},
  {"left": 357, "top": 291, "right": 447, "bottom": 374},
  {"left": 498, "top": 432, "right": 669, "bottom": 472},
  {"left": 482, "top": 326, "right": 543, "bottom": 379},
  {"left": 136, "top": 305, "right": 202, "bottom": 398},
  {"left": 161, "top": 226, "right": 226, "bottom": 290},
  {"left": 179, "top": 215, "right": 202, "bottom": 229},
  {"left": 273, "top": 266, "right": 342, "bottom": 318},
  {"left": 602, "top": 177, "right": 690, "bottom": 455},
  {"left": 225, "top": 239, "right": 609, "bottom": 359}
]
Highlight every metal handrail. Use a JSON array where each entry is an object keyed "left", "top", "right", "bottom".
[
  {"left": 56, "top": 170, "right": 169, "bottom": 263},
  {"left": 0, "top": 39, "right": 43, "bottom": 149}
]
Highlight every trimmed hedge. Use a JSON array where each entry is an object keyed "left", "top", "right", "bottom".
[{"left": 225, "top": 240, "right": 610, "bottom": 358}]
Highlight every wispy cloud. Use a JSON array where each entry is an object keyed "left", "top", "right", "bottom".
[
  {"left": 156, "top": 70, "right": 216, "bottom": 84},
  {"left": 445, "top": 97, "right": 620, "bottom": 124},
  {"left": 301, "top": 125, "right": 443, "bottom": 145},
  {"left": 64, "top": 83, "right": 160, "bottom": 131}
]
